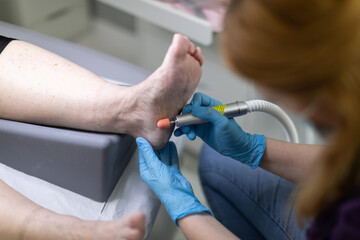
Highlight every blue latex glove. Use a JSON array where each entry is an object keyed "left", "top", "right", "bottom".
[
  {"left": 174, "top": 92, "right": 266, "bottom": 168},
  {"left": 136, "top": 137, "right": 210, "bottom": 225}
]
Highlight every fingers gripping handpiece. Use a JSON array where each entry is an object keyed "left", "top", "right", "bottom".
[
  {"left": 157, "top": 100, "right": 299, "bottom": 143},
  {"left": 174, "top": 101, "right": 248, "bottom": 127}
]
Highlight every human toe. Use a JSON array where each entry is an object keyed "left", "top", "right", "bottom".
[
  {"left": 128, "top": 212, "right": 146, "bottom": 229},
  {"left": 125, "top": 212, "right": 146, "bottom": 239},
  {"left": 188, "top": 41, "right": 196, "bottom": 55},
  {"left": 169, "top": 34, "right": 191, "bottom": 58},
  {"left": 193, "top": 47, "right": 204, "bottom": 66}
]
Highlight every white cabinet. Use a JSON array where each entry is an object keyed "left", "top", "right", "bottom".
[
  {"left": 97, "top": 0, "right": 213, "bottom": 46},
  {"left": 0, "top": 0, "right": 90, "bottom": 39}
]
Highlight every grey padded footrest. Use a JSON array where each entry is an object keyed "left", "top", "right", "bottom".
[{"left": 0, "top": 119, "right": 136, "bottom": 202}]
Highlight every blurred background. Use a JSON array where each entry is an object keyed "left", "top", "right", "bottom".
[{"left": 0, "top": 1, "right": 323, "bottom": 239}]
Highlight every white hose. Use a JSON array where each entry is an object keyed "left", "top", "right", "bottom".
[{"left": 245, "top": 100, "right": 299, "bottom": 143}]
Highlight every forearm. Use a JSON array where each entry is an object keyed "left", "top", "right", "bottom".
[
  {"left": 0, "top": 40, "right": 139, "bottom": 135},
  {"left": 0, "top": 179, "right": 93, "bottom": 240},
  {"left": 260, "top": 138, "right": 324, "bottom": 182},
  {"left": 178, "top": 213, "right": 239, "bottom": 240}
]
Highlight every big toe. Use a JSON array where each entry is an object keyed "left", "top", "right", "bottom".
[
  {"left": 164, "top": 34, "right": 194, "bottom": 63},
  {"left": 128, "top": 212, "right": 146, "bottom": 230},
  {"left": 127, "top": 212, "right": 146, "bottom": 239}
]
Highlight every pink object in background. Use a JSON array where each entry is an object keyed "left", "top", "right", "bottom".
[{"left": 159, "top": 0, "right": 230, "bottom": 32}]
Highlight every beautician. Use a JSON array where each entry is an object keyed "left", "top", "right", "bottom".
[{"left": 137, "top": 0, "right": 360, "bottom": 239}]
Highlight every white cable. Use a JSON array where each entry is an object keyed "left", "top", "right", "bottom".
[{"left": 245, "top": 100, "right": 299, "bottom": 143}]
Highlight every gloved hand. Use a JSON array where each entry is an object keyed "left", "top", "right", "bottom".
[
  {"left": 174, "top": 92, "right": 266, "bottom": 168},
  {"left": 136, "top": 137, "right": 210, "bottom": 225}
]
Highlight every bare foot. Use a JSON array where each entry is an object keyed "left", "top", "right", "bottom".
[
  {"left": 131, "top": 34, "right": 203, "bottom": 149},
  {"left": 92, "top": 212, "right": 146, "bottom": 240}
]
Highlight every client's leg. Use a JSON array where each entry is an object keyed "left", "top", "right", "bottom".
[
  {"left": 199, "top": 144, "right": 307, "bottom": 240},
  {"left": 0, "top": 34, "right": 201, "bottom": 150}
]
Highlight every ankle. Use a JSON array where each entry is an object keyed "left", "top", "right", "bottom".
[
  {"left": 93, "top": 82, "right": 144, "bottom": 136},
  {"left": 121, "top": 83, "right": 152, "bottom": 137}
]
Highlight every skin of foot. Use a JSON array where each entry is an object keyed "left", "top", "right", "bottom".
[{"left": 127, "top": 34, "right": 203, "bottom": 149}]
